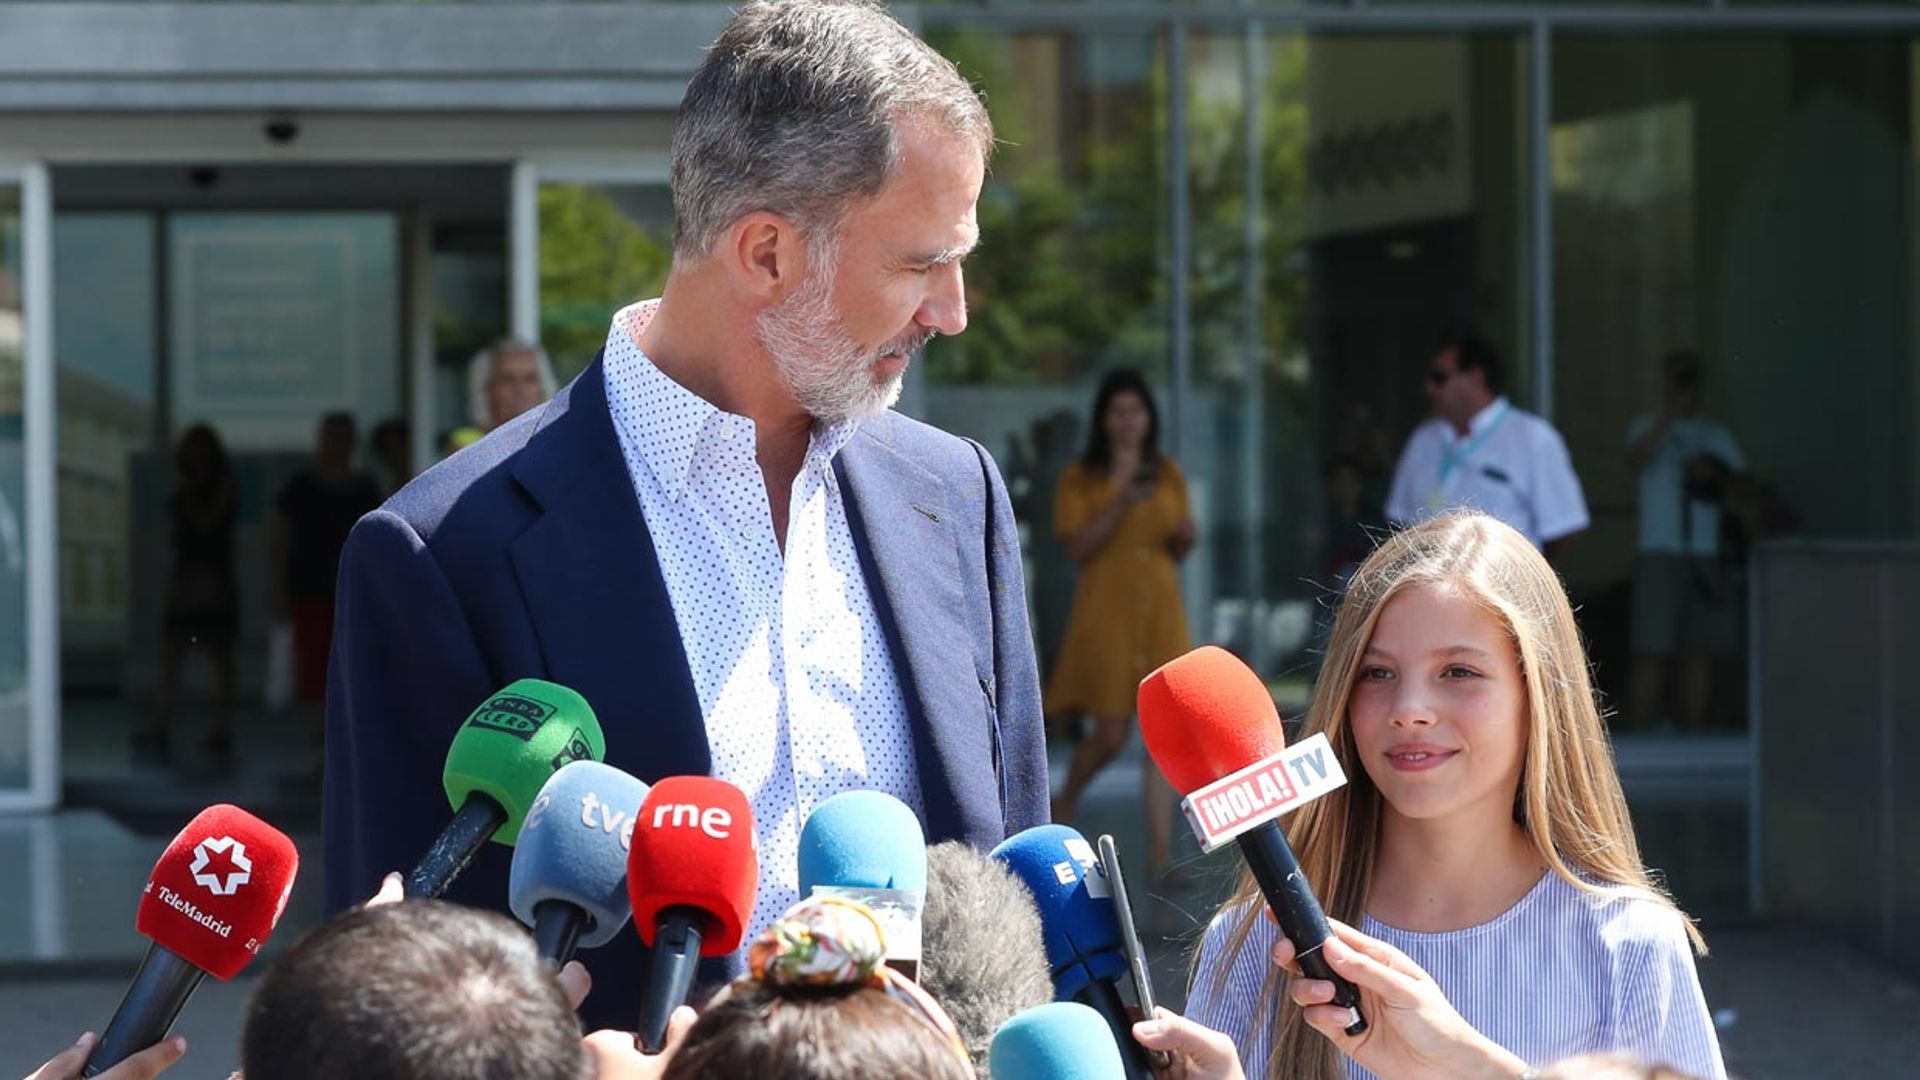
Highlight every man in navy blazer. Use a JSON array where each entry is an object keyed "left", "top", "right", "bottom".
[{"left": 322, "top": 0, "right": 1047, "bottom": 1029}]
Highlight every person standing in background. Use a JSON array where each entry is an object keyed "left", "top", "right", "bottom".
[
  {"left": 470, "top": 339, "right": 559, "bottom": 432},
  {"left": 1625, "top": 350, "right": 1746, "bottom": 731},
  {"left": 142, "top": 423, "right": 240, "bottom": 765},
  {"left": 1384, "top": 336, "right": 1588, "bottom": 558},
  {"left": 271, "top": 413, "right": 382, "bottom": 728},
  {"left": 1046, "top": 368, "right": 1196, "bottom": 881}
]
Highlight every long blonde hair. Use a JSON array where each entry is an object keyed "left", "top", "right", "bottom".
[{"left": 1205, "top": 512, "right": 1704, "bottom": 1080}]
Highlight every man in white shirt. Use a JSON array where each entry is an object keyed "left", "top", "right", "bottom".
[
  {"left": 1625, "top": 350, "right": 1745, "bottom": 730},
  {"left": 323, "top": 0, "right": 1048, "bottom": 1028},
  {"left": 1384, "top": 336, "right": 1589, "bottom": 556}
]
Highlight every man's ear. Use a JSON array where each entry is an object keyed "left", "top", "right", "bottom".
[{"left": 724, "top": 211, "right": 807, "bottom": 303}]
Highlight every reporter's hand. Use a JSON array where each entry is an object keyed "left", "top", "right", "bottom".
[
  {"left": 26, "top": 1033, "right": 186, "bottom": 1080},
  {"left": 1273, "top": 920, "right": 1525, "bottom": 1080},
  {"left": 1131, "top": 1008, "right": 1245, "bottom": 1080},
  {"left": 557, "top": 960, "right": 592, "bottom": 1012},
  {"left": 362, "top": 871, "right": 404, "bottom": 908},
  {"left": 582, "top": 1007, "right": 696, "bottom": 1079}
]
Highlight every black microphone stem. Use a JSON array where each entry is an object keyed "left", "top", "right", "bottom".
[
  {"left": 531, "top": 899, "right": 588, "bottom": 969},
  {"left": 1238, "top": 818, "right": 1368, "bottom": 1036},
  {"left": 85, "top": 943, "right": 204, "bottom": 1077},
  {"left": 406, "top": 795, "right": 509, "bottom": 899},
  {"left": 637, "top": 906, "right": 707, "bottom": 1054},
  {"left": 1073, "top": 978, "right": 1157, "bottom": 1080}
]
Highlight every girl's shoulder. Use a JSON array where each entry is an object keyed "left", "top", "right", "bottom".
[{"left": 1547, "top": 872, "right": 1695, "bottom": 956}]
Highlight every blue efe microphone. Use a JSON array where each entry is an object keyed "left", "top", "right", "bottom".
[
  {"left": 990, "top": 1002, "right": 1127, "bottom": 1080},
  {"left": 992, "top": 824, "right": 1153, "bottom": 1079},
  {"left": 799, "top": 789, "right": 928, "bottom": 976},
  {"left": 509, "top": 760, "right": 651, "bottom": 967}
]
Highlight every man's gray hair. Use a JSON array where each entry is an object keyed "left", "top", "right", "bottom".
[
  {"left": 921, "top": 841, "right": 1055, "bottom": 1079},
  {"left": 467, "top": 338, "right": 558, "bottom": 429},
  {"left": 671, "top": 0, "right": 993, "bottom": 262}
]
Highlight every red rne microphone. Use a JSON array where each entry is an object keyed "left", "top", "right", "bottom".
[
  {"left": 626, "top": 776, "right": 757, "bottom": 1054},
  {"left": 1138, "top": 646, "right": 1366, "bottom": 1036},
  {"left": 85, "top": 805, "right": 299, "bottom": 1076}
]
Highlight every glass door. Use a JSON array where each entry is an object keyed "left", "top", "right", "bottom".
[{"left": 0, "top": 162, "right": 56, "bottom": 809}]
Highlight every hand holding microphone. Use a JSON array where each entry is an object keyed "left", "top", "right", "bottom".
[
  {"left": 407, "top": 679, "right": 606, "bottom": 898},
  {"left": 1139, "top": 646, "right": 1366, "bottom": 1035},
  {"left": 626, "top": 776, "right": 758, "bottom": 1054},
  {"left": 26, "top": 1032, "right": 184, "bottom": 1080},
  {"left": 1129, "top": 1008, "right": 1247, "bottom": 1080},
  {"left": 84, "top": 805, "right": 299, "bottom": 1077},
  {"left": 1278, "top": 919, "right": 1527, "bottom": 1080}
]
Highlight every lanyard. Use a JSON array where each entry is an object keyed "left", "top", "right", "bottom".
[
  {"left": 1428, "top": 397, "right": 1512, "bottom": 511},
  {"left": 1435, "top": 400, "right": 1511, "bottom": 492}
]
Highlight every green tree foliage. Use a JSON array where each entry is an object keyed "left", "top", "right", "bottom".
[{"left": 538, "top": 184, "right": 672, "bottom": 383}]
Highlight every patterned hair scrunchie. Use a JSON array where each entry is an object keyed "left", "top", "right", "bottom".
[
  {"left": 739, "top": 895, "right": 971, "bottom": 1067},
  {"left": 748, "top": 896, "right": 888, "bottom": 987}
]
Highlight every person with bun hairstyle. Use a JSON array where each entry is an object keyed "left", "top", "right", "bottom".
[
  {"left": 662, "top": 895, "right": 975, "bottom": 1080},
  {"left": 1185, "top": 512, "right": 1725, "bottom": 1080}
]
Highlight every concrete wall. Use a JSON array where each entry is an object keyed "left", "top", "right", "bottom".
[{"left": 0, "top": 3, "right": 738, "bottom": 111}]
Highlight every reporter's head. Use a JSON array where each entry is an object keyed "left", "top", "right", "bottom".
[
  {"left": 240, "top": 901, "right": 584, "bottom": 1080},
  {"left": 662, "top": 896, "right": 973, "bottom": 1080}
]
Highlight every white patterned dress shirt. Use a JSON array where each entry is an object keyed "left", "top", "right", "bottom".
[{"left": 600, "top": 300, "right": 923, "bottom": 949}]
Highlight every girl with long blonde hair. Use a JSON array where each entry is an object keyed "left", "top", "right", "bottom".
[{"left": 1184, "top": 512, "right": 1724, "bottom": 1079}]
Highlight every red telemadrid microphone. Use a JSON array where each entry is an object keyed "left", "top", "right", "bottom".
[
  {"left": 625, "top": 776, "right": 757, "bottom": 1054},
  {"left": 1138, "top": 646, "right": 1366, "bottom": 1035},
  {"left": 85, "top": 805, "right": 299, "bottom": 1076}
]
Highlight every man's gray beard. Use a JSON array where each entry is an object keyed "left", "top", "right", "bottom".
[{"left": 756, "top": 249, "right": 913, "bottom": 426}]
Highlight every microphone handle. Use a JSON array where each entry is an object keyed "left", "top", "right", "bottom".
[
  {"left": 84, "top": 943, "right": 205, "bottom": 1077},
  {"left": 1237, "top": 819, "right": 1368, "bottom": 1036},
  {"left": 532, "top": 899, "right": 587, "bottom": 969},
  {"left": 1072, "top": 977, "right": 1158, "bottom": 1080},
  {"left": 637, "top": 906, "right": 707, "bottom": 1054},
  {"left": 406, "top": 795, "right": 509, "bottom": 899}
]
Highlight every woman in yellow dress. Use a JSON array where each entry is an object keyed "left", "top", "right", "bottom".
[{"left": 1046, "top": 369, "right": 1196, "bottom": 879}]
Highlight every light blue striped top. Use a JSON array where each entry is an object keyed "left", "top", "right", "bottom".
[{"left": 1186, "top": 872, "right": 1728, "bottom": 1080}]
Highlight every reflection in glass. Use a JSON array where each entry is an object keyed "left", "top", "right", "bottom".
[
  {"left": 0, "top": 186, "right": 26, "bottom": 790},
  {"left": 1552, "top": 35, "right": 1917, "bottom": 734},
  {"left": 924, "top": 28, "right": 1169, "bottom": 686},
  {"left": 1183, "top": 32, "right": 1528, "bottom": 704},
  {"left": 538, "top": 183, "right": 673, "bottom": 385}
]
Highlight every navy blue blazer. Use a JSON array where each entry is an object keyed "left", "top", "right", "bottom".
[{"left": 321, "top": 353, "right": 1048, "bottom": 1029}]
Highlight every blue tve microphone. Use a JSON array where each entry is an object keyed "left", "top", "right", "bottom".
[
  {"left": 992, "top": 824, "right": 1153, "bottom": 1079},
  {"left": 798, "top": 789, "right": 927, "bottom": 976},
  {"left": 990, "top": 1002, "right": 1127, "bottom": 1080},
  {"left": 509, "top": 761, "right": 651, "bottom": 967}
]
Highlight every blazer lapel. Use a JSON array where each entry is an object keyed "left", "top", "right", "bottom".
[
  {"left": 506, "top": 354, "right": 710, "bottom": 784},
  {"left": 837, "top": 418, "right": 1001, "bottom": 846}
]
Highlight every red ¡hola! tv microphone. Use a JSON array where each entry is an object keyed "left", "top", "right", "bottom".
[
  {"left": 85, "top": 804, "right": 299, "bottom": 1076},
  {"left": 1137, "top": 646, "right": 1366, "bottom": 1036},
  {"left": 625, "top": 776, "right": 757, "bottom": 1054}
]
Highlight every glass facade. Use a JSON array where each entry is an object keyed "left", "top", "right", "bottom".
[
  {"left": 916, "top": 16, "right": 1920, "bottom": 746},
  {"left": 537, "top": 181, "right": 674, "bottom": 385},
  {"left": 0, "top": 183, "right": 24, "bottom": 793},
  {"left": 1, "top": 0, "right": 1917, "bottom": 827}
]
